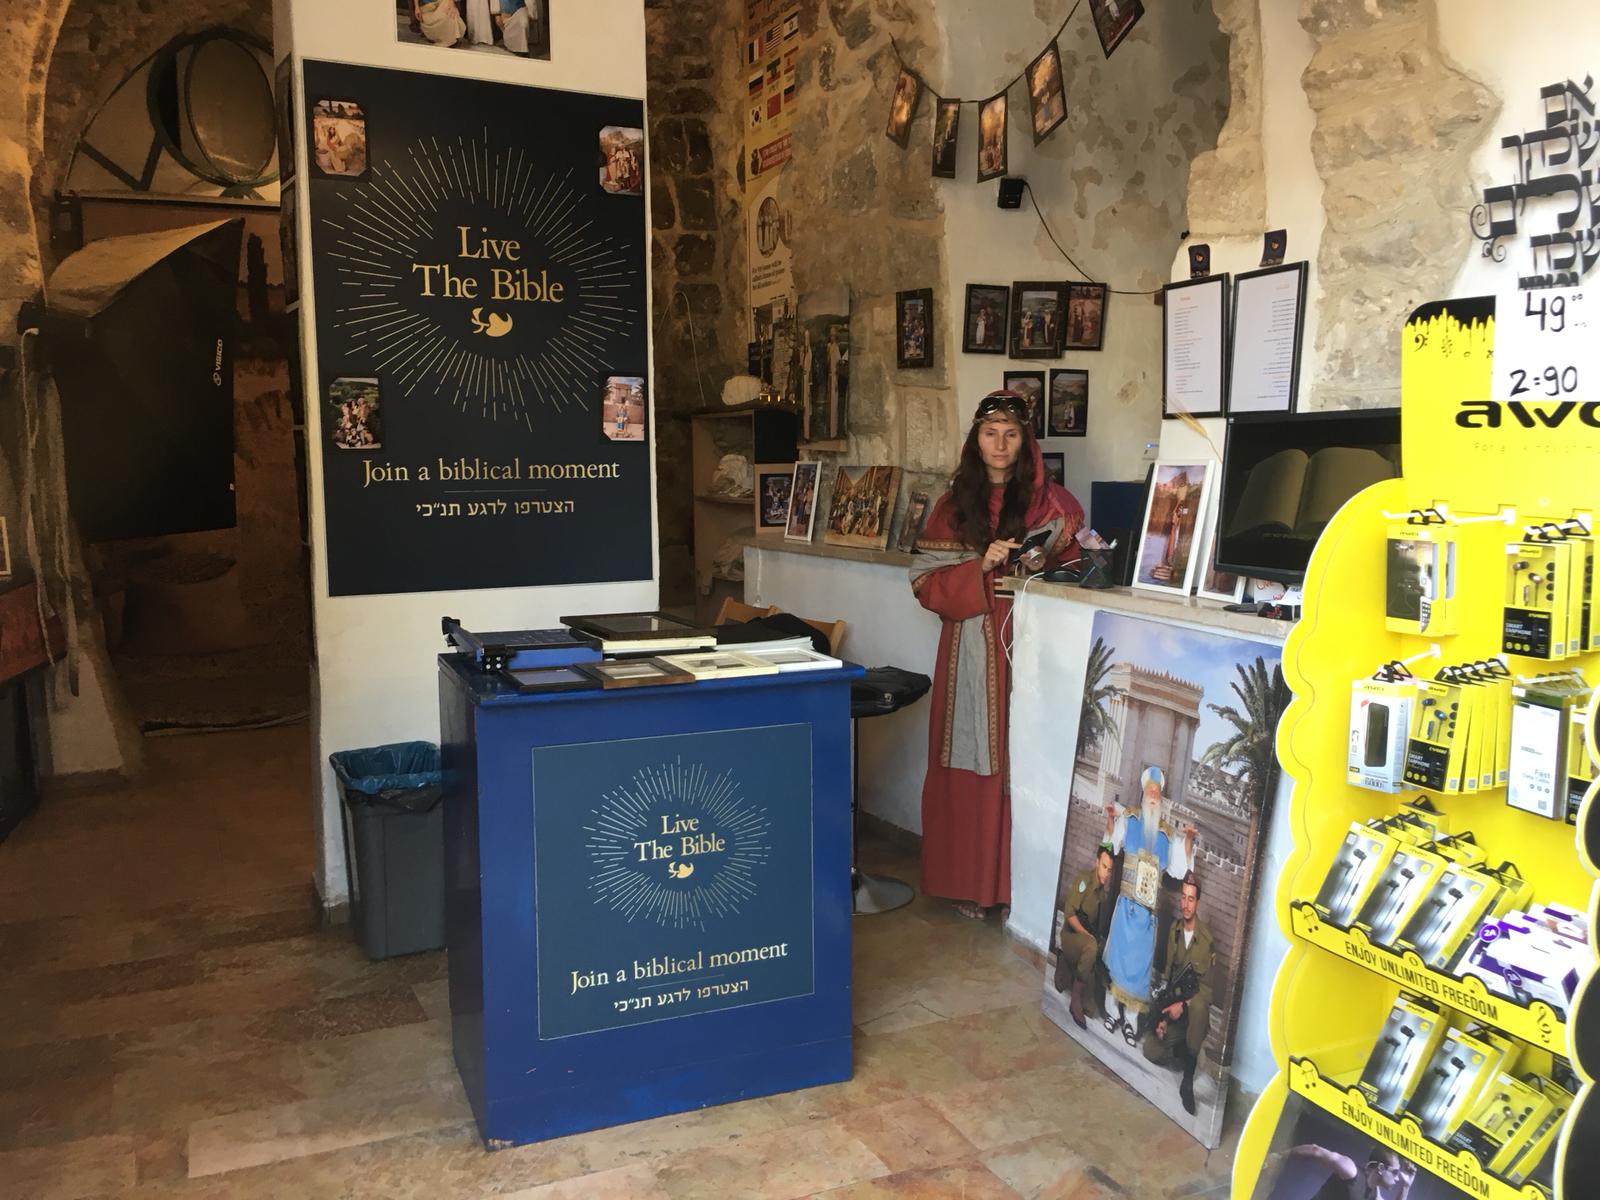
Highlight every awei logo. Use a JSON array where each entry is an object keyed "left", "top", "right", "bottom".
[
  {"left": 1454, "top": 400, "right": 1600, "bottom": 429},
  {"left": 584, "top": 757, "right": 772, "bottom": 930}
]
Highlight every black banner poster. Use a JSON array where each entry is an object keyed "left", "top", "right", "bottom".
[{"left": 302, "top": 61, "right": 651, "bottom": 596}]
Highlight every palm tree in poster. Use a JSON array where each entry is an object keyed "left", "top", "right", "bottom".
[
  {"left": 1200, "top": 656, "right": 1290, "bottom": 809},
  {"left": 1078, "top": 636, "right": 1123, "bottom": 756}
]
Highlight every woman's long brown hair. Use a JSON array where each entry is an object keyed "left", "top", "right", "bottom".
[{"left": 948, "top": 418, "right": 1037, "bottom": 552}]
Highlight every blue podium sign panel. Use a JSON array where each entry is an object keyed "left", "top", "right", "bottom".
[
  {"left": 532, "top": 726, "right": 815, "bottom": 1040},
  {"left": 440, "top": 660, "right": 857, "bottom": 1148}
]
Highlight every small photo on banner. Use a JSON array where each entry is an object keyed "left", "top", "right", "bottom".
[
  {"left": 310, "top": 99, "right": 367, "bottom": 179},
  {"left": 977, "top": 92, "right": 1008, "bottom": 182},
  {"left": 885, "top": 66, "right": 923, "bottom": 148},
  {"left": 1027, "top": 42, "right": 1067, "bottom": 143},
  {"left": 931, "top": 99, "right": 960, "bottom": 179},
  {"left": 598, "top": 126, "right": 644, "bottom": 195}
]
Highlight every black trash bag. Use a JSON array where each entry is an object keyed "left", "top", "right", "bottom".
[
  {"left": 329, "top": 741, "right": 442, "bottom": 813},
  {"left": 851, "top": 667, "right": 932, "bottom": 717}
]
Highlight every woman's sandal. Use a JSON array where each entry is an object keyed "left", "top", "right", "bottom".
[{"left": 954, "top": 901, "right": 987, "bottom": 920}]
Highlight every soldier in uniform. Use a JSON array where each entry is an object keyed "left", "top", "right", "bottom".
[
  {"left": 1142, "top": 871, "right": 1213, "bottom": 1116},
  {"left": 1053, "top": 843, "right": 1113, "bottom": 1028}
]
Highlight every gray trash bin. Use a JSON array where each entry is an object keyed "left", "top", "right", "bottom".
[{"left": 330, "top": 741, "right": 444, "bottom": 960}]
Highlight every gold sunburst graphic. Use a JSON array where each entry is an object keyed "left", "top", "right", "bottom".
[
  {"left": 316, "top": 128, "right": 639, "bottom": 431},
  {"left": 584, "top": 758, "right": 772, "bottom": 931}
]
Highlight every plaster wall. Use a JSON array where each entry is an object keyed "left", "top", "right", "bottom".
[
  {"left": 277, "top": 0, "right": 658, "bottom": 907},
  {"left": 936, "top": 0, "right": 1229, "bottom": 498}
]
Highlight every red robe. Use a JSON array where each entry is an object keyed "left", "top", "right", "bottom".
[{"left": 912, "top": 457, "right": 1083, "bottom": 907}]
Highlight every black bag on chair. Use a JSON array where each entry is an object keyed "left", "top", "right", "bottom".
[{"left": 851, "top": 667, "right": 932, "bottom": 718}]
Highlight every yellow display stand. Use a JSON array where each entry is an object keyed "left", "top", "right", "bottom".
[{"left": 1233, "top": 296, "right": 1599, "bottom": 1199}]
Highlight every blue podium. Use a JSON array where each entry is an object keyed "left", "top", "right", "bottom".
[{"left": 438, "top": 653, "right": 859, "bottom": 1147}]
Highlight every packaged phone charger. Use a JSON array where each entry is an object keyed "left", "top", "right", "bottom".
[
  {"left": 1349, "top": 672, "right": 1417, "bottom": 793},
  {"left": 1386, "top": 513, "right": 1457, "bottom": 637}
]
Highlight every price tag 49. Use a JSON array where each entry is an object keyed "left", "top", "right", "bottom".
[{"left": 1492, "top": 288, "right": 1593, "bottom": 401}]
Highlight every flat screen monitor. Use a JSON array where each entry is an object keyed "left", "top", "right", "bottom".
[{"left": 1215, "top": 409, "right": 1401, "bottom": 583}]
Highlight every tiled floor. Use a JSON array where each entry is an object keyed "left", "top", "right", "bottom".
[{"left": 0, "top": 728, "right": 1238, "bottom": 1198}]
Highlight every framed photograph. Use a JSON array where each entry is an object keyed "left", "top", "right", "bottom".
[
  {"left": 327, "top": 377, "right": 382, "bottom": 450},
  {"left": 1089, "top": 0, "right": 1145, "bottom": 59},
  {"left": 1010, "top": 281, "right": 1067, "bottom": 358},
  {"left": 755, "top": 464, "right": 794, "bottom": 536},
  {"left": 1162, "top": 274, "right": 1230, "bottom": 419},
  {"left": 977, "top": 92, "right": 1008, "bottom": 182},
  {"left": 895, "top": 288, "right": 934, "bottom": 368},
  {"left": 502, "top": 665, "right": 602, "bottom": 694},
  {"left": 785, "top": 460, "right": 821, "bottom": 542},
  {"left": 822, "top": 465, "right": 901, "bottom": 551},
  {"left": 1026, "top": 42, "right": 1068, "bottom": 144},
  {"left": 931, "top": 99, "right": 960, "bottom": 179},
  {"left": 1064, "top": 282, "right": 1108, "bottom": 351},
  {"left": 396, "top": 0, "right": 551, "bottom": 60},
  {"left": 896, "top": 489, "right": 931, "bottom": 554},
  {"left": 1228, "top": 261, "right": 1308, "bottom": 414},
  {"left": 962, "top": 283, "right": 1009, "bottom": 354},
  {"left": 601, "top": 375, "right": 646, "bottom": 441},
  {"left": 310, "top": 99, "right": 368, "bottom": 179},
  {"left": 1001, "top": 371, "right": 1046, "bottom": 439},
  {"left": 885, "top": 66, "right": 923, "bottom": 149},
  {"left": 1047, "top": 369, "right": 1088, "bottom": 438},
  {"left": 1192, "top": 480, "right": 1245, "bottom": 603},
  {"left": 576, "top": 659, "right": 695, "bottom": 690},
  {"left": 599, "top": 126, "right": 644, "bottom": 195},
  {"left": 1133, "top": 460, "right": 1216, "bottom": 596},
  {"left": 1042, "top": 452, "right": 1065, "bottom": 487},
  {"left": 1043, "top": 608, "right": 1287, "bottom": 1150}
]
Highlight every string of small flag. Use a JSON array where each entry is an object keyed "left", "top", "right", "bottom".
[{"left": 883, "top": 0, "right": 1145, "bottom": 183}]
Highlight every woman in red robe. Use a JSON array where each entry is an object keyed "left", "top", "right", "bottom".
[{"left": 910, "top": 392, "right": 1085, "bottom": 918}]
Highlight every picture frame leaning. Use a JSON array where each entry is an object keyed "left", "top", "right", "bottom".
[{"left": 1132, "top": 460, "right": 1217, "bottom": 597}]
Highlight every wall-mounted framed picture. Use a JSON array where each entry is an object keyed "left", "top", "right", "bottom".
[
  {"left": 1133, "top": 460, "right": 1216, "bottom": 596},
  {"left": 1228, "top": 261, "right": 1308, "bottom": 414},
  {"left": 977, "top": 92, "right": 1008, "bottom": 182},
  {"left": 895, "top": 288, "right": 934, "bottom": 369},
  {"left": 785, "top": 460, "right": 821, "bottom": 543},
  {"left": 963, "top": 283, "right": 1009, "bottom": 354},
  {"left": 1041, "top": 451, "right": 1065, "bottom": 486},
  {"left": 1047, "top": 369, "right": 1088, "bottom": 438},
  {"left": 1162, "top": 274, "right": 1230, "bottom": 419},
  {"left": 896, "top": 489, "right": 931, "bottom": 554},
  {"left": 1002, "top": 370, "right": 1047, "bottom": 439},
  {"left": 1010, "top": 280, "right": 1067, "bottom": 358},
  {"left": 1064, "top": 282, "right": 1108, "bottom": 351}
]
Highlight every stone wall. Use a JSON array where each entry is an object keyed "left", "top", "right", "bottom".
[
  {"left": 1297, "top": 0, "right": 1497, "bottom": 410},
  {"left": 645, "top": 0, "right": 746, "bottom": 605}
]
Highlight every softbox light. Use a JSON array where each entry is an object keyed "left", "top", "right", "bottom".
[{"left": 43, "top": 218, "right": 243, "bottom": 543}]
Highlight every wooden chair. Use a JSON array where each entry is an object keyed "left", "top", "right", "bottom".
[{"left": 714, "top": 597, "right": 847, "bottom": 657}]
